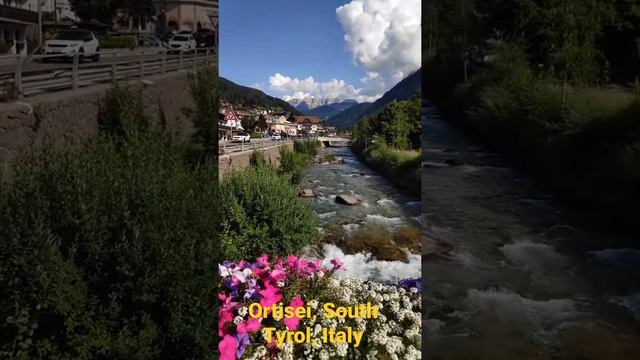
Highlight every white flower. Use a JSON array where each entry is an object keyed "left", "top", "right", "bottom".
[
  {"left": 309, "top": 299, "right": 319, "bottom": 309},
  {"left": 238, "top": 306, "right": 248, "bottom": 317},
  {"left": 405, "top": 345, "right": 422, "bottom": 360},
  {"left": 336, "top": 342, "right": 349, "bottom": 357},
  {"left": 255, "top": 346, "right": 267, "bottom": 356},
  {"left": 319, "top": 349, "right": 330, "bottom": 360},
  {"left": 233, "top": 316, "right": 243, "bottom": 325},
  {"left": 277, "top": 280, "right": 286, "bottom": 287},
  {"left": 366, "top": 349, "right": 378, "bottom": 360}
]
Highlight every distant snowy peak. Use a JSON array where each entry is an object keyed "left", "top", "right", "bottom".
[{"left": 286, "top": 96, "right": 353, "bottom": 111}]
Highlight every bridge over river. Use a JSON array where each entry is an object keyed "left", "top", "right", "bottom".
[{"left": 317, "top": 137, "right": 351, "bottom": 147}]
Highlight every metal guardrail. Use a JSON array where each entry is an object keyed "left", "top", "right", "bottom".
[{"left": 0, "top": 48, "right": 216, "bottom": 101}]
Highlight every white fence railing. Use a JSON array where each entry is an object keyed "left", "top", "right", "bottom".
[
  {"left": 0, "top": 48, "right": 216, "bottom": 101},
  {"left": 219, "top": 138, "right": 293, "bottom": 155}
]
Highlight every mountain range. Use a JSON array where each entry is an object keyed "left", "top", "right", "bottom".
[
  {"left": 219, "top": 77, "right": 302, "bottom": 115},
  {"left": 287, "top": 97, "right": 345, "bottom": 111},
  {"left": 300, "top": 99, "right": 359, "bottom": 120},
  {"left": 325, "top": 68, "right": 421, "bottom": 129}
]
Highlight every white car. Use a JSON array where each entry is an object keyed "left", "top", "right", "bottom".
[
  {"left": 44, "top": 30, "right": 100, "bottom": 62},
  {"left": 167, "top": 34, "right": 196, "bottom": 53},
  {"left": 232, "top": 133, "right": 250, "bottom": 142},
  {"left": 270, "top": 134, "right": 282, "bottom": 140}
]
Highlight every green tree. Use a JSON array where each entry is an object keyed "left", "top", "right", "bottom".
[
  {"left": 439, "top": 0, "right": 484, "bottom": 81},
  {"left": 540, "top": 0, "right": 615, "bottom": 89}
]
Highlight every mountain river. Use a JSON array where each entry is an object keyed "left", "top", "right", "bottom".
[{"left": 423, "top": 105, "right": 640, "bottom": 359}]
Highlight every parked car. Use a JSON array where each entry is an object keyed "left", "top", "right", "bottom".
[
  {"left": 270, "top": 134, "right": 282, "bottom": 140},
  {"left": 167, "top": 34, "right": 196, "bottom": 53},
  {"left": 195, "top": 30, "right": 216, "bottom": 49},
  {"left": 232, "top": 133, "right": 251, "bottom": 142},
  {"left": 44, "top": 30, "right": 100, "bottom": 62}
]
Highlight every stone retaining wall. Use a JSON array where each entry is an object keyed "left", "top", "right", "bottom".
[
  {"left": 0, "top": 71, "right": 198, "bottom": 178},
  {"left": 218, "top": 143, "right": 293, "bottom": 177}
]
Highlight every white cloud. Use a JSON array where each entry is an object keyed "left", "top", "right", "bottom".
[
  {"left": 258, "top": 1, "right": 420, "bottom": 104},
  {"left": 336, "top": 0, "right": 421, "bottom": 93},
  {"left": 269, "top": 73, "right": 380, "bottom": 103}
]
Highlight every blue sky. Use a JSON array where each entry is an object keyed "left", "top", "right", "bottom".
[{"left": 220, "top": 0, "right": 421, "bottom": 103}]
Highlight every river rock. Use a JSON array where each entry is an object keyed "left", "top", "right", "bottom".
[
  {"left": 393, "top": 226, "right": 422, "bottom": 253},
  {"left": 299, "top": 189, "right": 315, "bottom": 197},
  {"left": 423, "top": 234, "right": 454, "bottom": 260},
  {"left": 348, "top": 226, "right": 408, "bottom": 262},
  {"left": 335, "top": 194, "right": 362, "bottom": 206}
]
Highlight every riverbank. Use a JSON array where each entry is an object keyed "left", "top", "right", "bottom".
[
  {"left": 424, "top": 54, "right": 640, "bottom": 236},
  {"left": 351, "top": 143, "right": 421, "bottom": 197}
]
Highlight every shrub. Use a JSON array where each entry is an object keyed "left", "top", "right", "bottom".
[
  {"left": 293, "top": 139, "right": 321, "bottom": 157},
  {"left": 279, "top": 146, "right": 310, "bottom": 185},
  {"left": 249, "top": 150, "right": 268, "bottom": 168},
  {"left": 219, "top": 165, "right": 317, "bottom": 260},
  {"left": 0, "top": 86, "right": 220, "bottom": 359}
]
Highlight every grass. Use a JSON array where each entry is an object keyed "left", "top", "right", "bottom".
[{"left": 355, "top": 142, "right": 421, "bottom": 196}]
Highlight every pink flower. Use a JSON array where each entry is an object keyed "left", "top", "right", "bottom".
[
  {"left": 287, "top": 255, "right": 298, "bottom": 268},
  {"left": 219, "top": 334, "right": 237, "bottom": 360},
  {"left": 331, "top": 258, "right": 344, "bottom": 271},
  {"left": 237, "top": 317, "right": 261, "bottom": 334},
  {"left": 269, "top": 268, "right": 287, "bottom": 282},
  {"left": 218, "top": 309, "right": 234, "bottom": 337},
  {"left": 259, "top": 281, "right": 282, "bottom": 309},
  {"left": 257, "top": 254, "right": 269, "bottom": 266},
  {"left": 283, "top": 296, "right": 304, "bottom": 330}
]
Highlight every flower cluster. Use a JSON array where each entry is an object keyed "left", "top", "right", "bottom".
[
  {"left": 218, "top": 255, "right": 422, "bottom": 360},
  {"left": 218, "top": 255, "right": 343, "bottom": 360}
]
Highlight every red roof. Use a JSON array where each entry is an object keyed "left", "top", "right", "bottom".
[{"left": 294, "top": 116, "right": 321, "bottom": 125}]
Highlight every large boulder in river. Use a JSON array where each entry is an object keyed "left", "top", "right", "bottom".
[
  {"left": 335, "top": 194, "right": 362, "bottom": 206},
  {"left": 348, "top": 225, "right": 408, "bottom": 262},
  {"left": 423, "top": 234, "right": 454, "bottom": 260},
  {"left": 393, "top": 226, "right": 422, "bottom": 253},
  {"left": 299, "top": 189, "right": 315, "bottom": 197}
]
